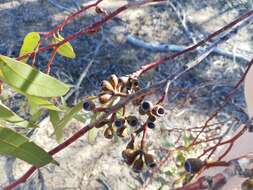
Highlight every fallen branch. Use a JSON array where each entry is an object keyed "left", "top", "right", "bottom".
[{"left": 126, "top": 35, "right": 251, "bottom": 63}]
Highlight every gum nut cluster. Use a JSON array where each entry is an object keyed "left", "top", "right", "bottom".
[
  {"left": 82, "top": 74, "right": 142, "bottom": 139},
  {"left": 82, "top": 74, "right": 167, "bottom": 173},
  {"left": 122, "top": 137, "right": 157, "bottom": 173}
]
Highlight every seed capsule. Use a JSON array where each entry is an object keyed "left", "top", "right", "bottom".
[
  {"left": 117, "top": 126, "right": 128, "bottom": 138},
  {"left": 184, "top": 158, "right": 205, "bottom": 174},
  {"left": 151, "top": 105, "right": 165, "bottom": 117},
  {"left": 83, "top": 99, "right": 96, "bottom": 111},
  {"left": 101, "top": 80, "right": 114, "bottom": 92},
  {"left": 144, "top": 153, "right": 157, "bottom": 168},
  {"left": 119, "top": 76, "right": 130, "bottom": 86},
  {"left": 139, "top": 101, "right": 153, "bottom": 115},
  {"left": 109, "top": 74, "right": 118, "bottom": 90},
  {"left": 126, "top": 137, "right": 135, "bottom": 149},
  {"left": 147, "top": 121, "right": 156, "bottom": 129},
  {"left": 122, "top": 149, "right": 140, "bottom": 165},
  {"left": 132, "top": 156, "right": 144, "bottom": 173},
  {"left": 99, "top": 93, "right": 113, "bottom": 104},
  {"left": 114, "top": 118, "right": 126, "bottom": 128},
  {"left": 147, "top": 114, "right": 156, "bottom": 123},
  {"left": 126, "top": 116, "right": 139, "bottom": 127},
  {"left": 104, "top": 126, "right": 114, "bottom": 139},
  {"left": 241, "top": 178, "right": 253, "bottom": 190}
]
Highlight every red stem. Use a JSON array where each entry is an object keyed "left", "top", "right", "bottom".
[
  {"left": 132, "top": 9, "right": 253, "bottom": 78},
  {"left": 16, "top": 0, "right": 166, "bottom": 61},
  {"left": 141, "top": 123, "right": 148, "bottom": 150},
  {"left": 3, "top": 125, "right": 93, "bottom": 190}
]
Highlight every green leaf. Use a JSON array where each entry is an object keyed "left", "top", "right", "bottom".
[
  {"left": 54, "top": 102, "right": 83, "bottom": 141},
  {"left": 28, "top": 96, "right": 62, "bottom": 112},
  {"left": 0, "top": 127, "right": 54, "bottom": 167},
  {"left": 52, "top": 33, "right": 76, "bottom": 59},
  {"left": 19, "top": 32, "right": 40, "bottom": 63},
  {"left": 49, "top": 110, "right": 61, "bottom": 141},
  {"left": 0, "top": 101, "right": 36, "bottom": 128},
  {"left": 0, "top": 55, "right": 70, "bottom": 97}
]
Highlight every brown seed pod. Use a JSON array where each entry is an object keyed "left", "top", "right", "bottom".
[
  {"left": 117, "top": 126, "right": 128, "bottom": 138},
  {"left": 99, "top": 93, "right": 113, "bottom": 104},
  {"left": 109, "top": 74, "right": 118, "bottom": 90},
  {"left": 122, "top": 149, "right": 140, "bottom": 165},
  {"left": 104, "top": 126, "right": 114, "bottom": 139},
  {"left": 242, "top": 178, "right": 253, "bottom": 190},
  {"left": 101, "top": 80, "right": 114, "bottom": 92},
  {"left": 139, "top": 101, "right": 153, "bottom": 115},
  {"left": 119, "top": 76, "right": 130, "bottom": 85},
  {"left": 95, "top": 120, "right": 110, "bottom": 128},
  {"left": 147, "top": 114, "right": 156, "bottom": 123},
  {"left": 129, "top": 78, "right": 139, "bottom": 89},
  {"left": 144, "top": 153, "right": 157, "bottom": 168},
  {"left": 126, "top": 116, "right": 139, "bottom": 127},
  {"left": 132, "top": 156, "right": 144, "bottom": 173},
  {"left": 126, "top": 137, "right": 135, "bottom": 150},
  {"left": 95, "top": 6, "right": 103, "bottom": 14},
  {"left": 83, "top": 99, "right": 96, "bottom": 111},
  {"left": 184, "top": 158, "right": 205, "bottom": 174},
  {"left": 151, "top": 105, "right": 165, "bottom": 117}
]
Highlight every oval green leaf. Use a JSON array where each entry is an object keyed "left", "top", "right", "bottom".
[
  {"left": 19, "top": 32, "right": 40, "bottom": 63},
  {"left": 52, "top": 34, "right": 76, "bottom": 59},
  {"left": 0, "top": 55, "right": 70, "bottom": 97},
  {"left": 0, "top": 127, "right": 54, "bottom": 167},
  {"left": 0, "top": 101, "right": 36, "bottom": 128}
]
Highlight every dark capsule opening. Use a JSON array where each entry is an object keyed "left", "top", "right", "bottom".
[
  {"left": 184, "top": 160, "right": 192, "bottom": 173},
  {"left": 115, "top": 119, "right": 125, "bottom": 128},
  {"left": 142, "top": 101, "right": 151, "bottom": 111},
  {"left": 158, "top": 107, "right": 165, "bottom": 115},
  {"left": 147, "top": 122, "right": 156, "bottom": 129},
  {"left": 148, "top": 162, "right": 157, "bottom": 168}
]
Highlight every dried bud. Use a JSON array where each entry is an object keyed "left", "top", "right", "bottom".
[
  {"left": 119, "top": 76, "right": 130, "bottom": 85},
  {"left": 242, "top": 178, "right": 253, "bottom": 190},
  {"left": 114, "top": 118, "right": 126, "bottom": 128},
  {"left": 99, "top": 93, "right": 113, "bottom": 104},
  {"left": 101, "top": 80, "right": 114, "bottom": 92},
  {"left": 95, "top": 6, "right": 104, "bottom": 14},
  {"left": 132, "top": 156, "right": 144, "bottom": 173},
  {"left": 144, "top": 153, "right": 157, "bottom": 168},
  {"left": 109, "top": 74, "right": 118, "bottom": 90},
  {"left": 184, "top": 158, "right": 205, "bottom": 174},
  {"left": 104, "top": 126, "right": 114, "bottom": 139},
  {"left": 147, "top": 121, "right": 156, "bottom": 129},
  {"left": 126, "top": 116, "right": 139, "bottom": 127},
  {"left": 147, "top": 114, "right": 156, "bottom": 123},
  {"left": 139, "top": 101, "right": 153, "bottom": 115},
  {"left": 117, "top": 126, "right": 128, "bottom": 138},
  {"left": 126, "top": 137, "right": 135, "bottom": 149},
  {"left": 122, "top": 149, "right": 140, "bottom": 165},
  {"left": 95, "top": 120, "right": 109, "bottom": 128},
  {"left": 151, "top": 105, "right": 165, "bottom": 117},
  {"left": 130, "top": 78, "right": 139, "bottom": 88},
  {"left": 83, "top": 99, "right": 96, "bottom": 111}
]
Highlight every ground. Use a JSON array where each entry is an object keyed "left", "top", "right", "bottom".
[{"left": 0, "top": 0, "right": 253, "bottom": 190}]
